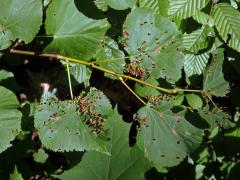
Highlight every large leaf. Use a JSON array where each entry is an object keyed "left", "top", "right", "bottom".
[
  {"left": 57, "top": 109, "right": 151, "bottom": 180},
  {"left": 106, "top": 0, "right": 137, "bottom": 10},
  {"left": 34, "top": 88, "right": 112, "bottom": 152},
  {"left": 136, "top": 104, "right": 203, "bottom": 168},
  {"left": 123, "top": 8, "right": 184, "bottom": 83},
  {"left": 44, "top": 0, "right": 110, "bottom": 59},
  {"left": 183, "top": 26, "right": 213, "bottom": 53},
  {"left": 212, "top": 3, "right": 240, "bottom": 52},
  {"left": 184, "top": 52, "right": 210, "bottom": 77},
  {"left": 203, "top": 49, "right": 229, "bottom": 97},
  {"left": 168, "top": 0, "right": 210, "bottom": 24},
  {"left": 0, "top": 86, "right": 22, "bottom": 153},
  {"left": 0, "top": 0, "right": 42, "bottom": 50}
]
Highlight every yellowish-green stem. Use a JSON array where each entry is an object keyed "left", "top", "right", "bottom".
[{"left": 9, "top": 49, "right": 204, "bottom": 95}]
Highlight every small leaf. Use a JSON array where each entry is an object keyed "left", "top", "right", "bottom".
[
  {"left": 0, "top": 0, "right": 42, "bottom": 50},
  {"left": 57, "top": 109, "right": 151, "bottom": 180},
  {"left": 106, "top": 0, "right": 137, "bottom": 10},
  {"left": 135, "top": 76, "right": 160, "bottom": 97},
  {"left": 185, "top": 93, "right": 203, "bottom": 109},
  {"left": 60, "top": 63, "right": 92, "bottom": 86},
  {"left": 0, "top": 86, "right": 22, "bottom": 153},
  {"left": 9, "top": 166, "right": 24, "bottom": 180},
  {"left": 203, "top": 49, "right": 229, "bottom": 97},
  {"left": 0, "top": 70, "right": 14, "bottom": 82},
  {"left": 173, "top": 94, "right": 184, "bottom": 106},
  {"left": 94, "top": 0, "right": 108, "bottom": 11},
  {"left": 225, "top": 127, "right": 240, "bottom": 137},
  {"left": 136, "top": 104, "right": 203, "bottom": 168},
  {"left": 33, "top": 148, "right": 49, "bottom": 164},
  {"left": 198, "top": 106, "right": 235, "bottom": 130},
  {"left": 184, "top": 52, "right": 210, "bottom": 77},
  {"left": 44, "top": 0, "right": 110, "bottom": 59}
]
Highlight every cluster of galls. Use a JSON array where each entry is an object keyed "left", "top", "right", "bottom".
[
  {"left": 148, "top": 94, "right": 173, "bottom": 105},
  {"left": 76, "top": 96, "right": 105, "bottom": 135},
  {"left": 124, "top": 63, "right": 145, "bottom": 79}
]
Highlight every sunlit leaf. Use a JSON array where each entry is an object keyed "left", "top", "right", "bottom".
[
  {"left": 136, "top": 104, "right": 203, "bottom": 168},
  {"left": 57, "top": 109, "right": 151, "bottom": 180},
  {"left": 0, "top": 86, "right": 22, "bottom": 153},
  {"left": 34, "top": 88, "right": 112, "bottom": 152},
  {"left": 212, "top": 3, "right": 240, "bottom": 52},
  {"left": 44, "top": 0, "right": 110, "bottom": 59},
  {"left": 123, "top": 8, "right": 184, "bottom": 83},
  {"left": 0, "top": 0, "right": 42, "bottom": 50}
]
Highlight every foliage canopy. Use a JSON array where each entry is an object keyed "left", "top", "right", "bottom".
[{"left": 0, "top": 0, "right": 240, "bottom": 179}]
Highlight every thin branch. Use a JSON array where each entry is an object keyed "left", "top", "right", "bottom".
[
  {"left": 66, "top": 61, "right": 73, "bottom": 99},
  {"left": 117, "top": 76, "right": 147, "bottom": 106},
  {"left": 9, "top": 49, "right": 204, "bottom": 94}
]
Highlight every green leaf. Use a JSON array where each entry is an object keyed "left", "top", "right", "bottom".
[
  {"left": 184, "top": 52, "right": 210, "bottom": 77},
  {"left": 212, "top": 3, "right": 240, "bottom": 52},
  {"left": 33, "top": 148, "right": 49, "bottom": 164},
  {"left": 192, "top": 10, "right": 212, "bottom": 25},
  {"left": 60, "top": 63, "right": 92, "bottom": 86},
  {"left": 203, "top": 49, "right": 229, "bottom": 97},
  {"left": 34, "top": 88, "right": 112, "bottom": 152},
  {"left": 225, "top": 127, "right": 240, "bottom": 137},
  {"left": 0, "top": 0, "right": 42, "bottom": 50},
  {"left": 9, "top": 166, "right": 24, "bottom": 180},
  {"left": 94, "top": 0, "right": 108, "bottom": 11},
  {"left": 123, "top": 8, "right": 184, "bottom": 83},
  {"left": 138, "top": 0, "right": 161, "bottom": 14},
  {"left": 44, "top": 0, "right": 110, "bottom": 59},
  {"left": 168, "top": 0, "right": 210, "bottom": 24},
  {"left": 106, "top": 0, "right": 137, "bottom": 10},
  {"left": 230, "top": 0, "right": 238, "bottom": 9},
  {"left": 185, "top": 93, "right": 203, "bottom": 109},
  {"left": 95, "top": 38, "right": 125, "bottom": 79},
  {"left": 57, "top": 109, "right": 151, "bottom": 180},
  {"left": 0, "top": 70, "right": 14, "bottom": 82},
  {"left": 70, "top": 64, "right": 91, "bottom": 86},
  {"left": 183, "top": 26, "right": 213, "bottom": 53},
  {"left": 135, "top": 76, "right": 160, "bottom": 97},
  {"left": 173, "top": 94, "right": 185, "bottom": 106},
  {"left": 199, "top": 106, "right": 235, "bottom": 130},
  {"left": 136, "top": 104, "right": 203, "bottom": 168},
  {"left": 0, "top": 86, "right": 22, "bottom": 153}
]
